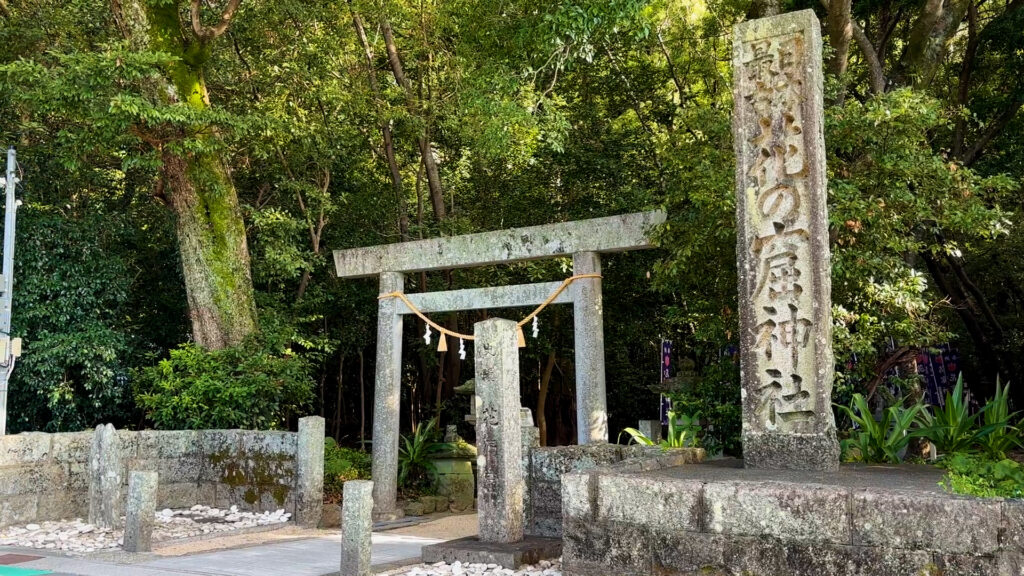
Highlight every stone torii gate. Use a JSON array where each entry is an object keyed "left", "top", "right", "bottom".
[{"left": 333, "top": 210, "right": 665, "bottom": 518}]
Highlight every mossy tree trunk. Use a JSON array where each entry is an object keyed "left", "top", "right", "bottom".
[{"left": 113, "top": 0, "right": 256, "bottom": 349}]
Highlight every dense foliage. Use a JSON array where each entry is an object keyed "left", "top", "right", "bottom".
[
  {"left": 134, "top": 333, "right": 314, "bottom": 430},
  {"left": 323, "top": 437, "right": 372, "bottom": 504},
  {"left": 0, "top": 0, "right": 1021, "bottom": 453}
]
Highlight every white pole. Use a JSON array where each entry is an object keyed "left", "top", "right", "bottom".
[{"left": 0, "top": 147, "right": 20, "bottom": 436}]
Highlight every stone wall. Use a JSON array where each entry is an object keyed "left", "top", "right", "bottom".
[
  {"left": 562, "top": 459, "right": 1022, "bottom": 576},
  {"left": 0, "top": 424, "right": 321, "bottom": 528},
  {"left": 526, "top": 443, "right": 704, "bottom": 538}
]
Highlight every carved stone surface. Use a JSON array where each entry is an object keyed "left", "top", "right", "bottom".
[
  {"left": 88, "top": 424, "right": 123, "bottom": 529},
  {"left": 340, "top": 480, "right": 373, "bottom": 576},
  {"left": 732, "top": 9, "right": 839, "bottom": 471},
  {"left": 474, "top": 318, "right": 525, "bottom": 543},
  {"left": 123, "top": 470, "right": 158, "bottom": 553}
]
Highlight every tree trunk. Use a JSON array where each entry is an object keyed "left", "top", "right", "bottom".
[
  {"left": 381, "top": 20, "right": 446, "bottom": 222},
  {"left": 113, "top": 0, "right": 257, "bottom": 349},
  {"left": 160, "top": 150, "right": 257, "bottom": 349},
  {"left": 538, "top": 350, "right": 556, "bottom": 447}
]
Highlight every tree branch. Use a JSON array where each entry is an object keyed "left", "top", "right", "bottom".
[
  {"left": 191, "top": 0, "right": 242, "bottom": 42},
  {"left": 820, "top": 0, "right": 886, "bottom": 95},
  {"left": 952, "top": 1, "right": 979, "bottom": 158},
  {"left": 962, "top": 93, "right": 1024, "bottom": 165}
]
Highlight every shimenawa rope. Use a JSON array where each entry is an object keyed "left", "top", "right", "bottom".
[{"left": 377, "top": 274, "right": 602, "bottom": 349}]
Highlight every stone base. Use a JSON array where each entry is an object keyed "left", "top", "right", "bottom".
[
  {"left": 742, "top": 430, "right": 840, "bottom": 471},
  {"left": 372, "top": 509, "right": 404, "bottom": 523},
  {"left": 421, "top": 536, "right": 562, "bottom": 569},
  {"left": 562, "top": 459, "right": 1018, "bottom": 576}
]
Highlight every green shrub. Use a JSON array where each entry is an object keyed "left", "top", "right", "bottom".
[
  {"left": 939, "top": 453, "right": 1024, "bottom": 499},
  {"left": 916, "top": 374, "right": 1002, "bottom": 454},
  {"left": 398, "top": 419, "right": 451, "bottom": 491},
  {"left": 836, "top": 393, "right": 924, "bottom": 463},
  {"left": 134, "top": 336, "right": 314, "bottom": 430},
  {"left": 978, "top": 379, "right": 1022, "bottom": 459},
  {"left": 323, "top": 437, "right": 371, "bottom": 504},
  {"left": 621, "top": 410, "right": 702, "bottom": 449}
]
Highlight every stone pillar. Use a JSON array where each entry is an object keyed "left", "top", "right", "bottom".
[
  {"left": 572, "top": 251, "right": 608, "bottom": 444},
  {"left": 638, "top": 420, "right": 663, "bottom": 444},
  {"left": 732, "top": 10, "right": 840, "bottom": 471},
  {"left": 340, "top": 480, "right": 374, "bottom": 576},
  {"left": 88, "top": 423, "right": 123, "bottom": 528},
  {"left": 474, "top": 318, "right": 525, "bottom": 543},
  {"left": 296, "top": 416, "right": 325, "bottom": 527},
  {"left": 123, "top": 471, "right": 158, "bottom": 553},
  {"left": 370, "top": 271, "right": 405, "bottom": 520}
]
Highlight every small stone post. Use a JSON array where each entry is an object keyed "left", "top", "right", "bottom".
[
  {"left": 370, "top": 271, "right": 405, "bottom": 520},
  {"left": 733, "top": 10, "right": 840, "bottom": 471},
  {"left": 340, "top": 480, "right": 374, "bottom": 576},
  {"left": 638, "top": 420, "right": 663, "bottom": 444},
  {"left": 572, "top": 252, "right": 608, "bottom": 444},
  {"left": 123, "top": 471, "right": 158, "bottom": 553},
  {"left": 88, "top": 423, "right": 123, "bottom": 528},
  {"left": 474, "top": 318, "right": 525, "bottom": 543},
  {"left": 296, "top": 416, "right": 325, "bottom": 527}
]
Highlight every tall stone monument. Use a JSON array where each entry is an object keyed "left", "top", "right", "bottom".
[
  {"left": 474, "top": 318, "right": 525, "bottom": 543},
  {"left": 88, "top": 423, "right": 123, "bottom": 528},
  {"left": 732, "top": 9, "right": 840, "bottom": 471}
]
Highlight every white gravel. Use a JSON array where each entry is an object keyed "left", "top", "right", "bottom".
[
  {"left": 384, "top": 559, "right": 562, "bottom": 576},
  {"left": 0, "top": 505, "right": 290, "bottom": 554}
]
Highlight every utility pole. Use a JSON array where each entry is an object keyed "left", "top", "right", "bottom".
[{"left": 0, "top": 147, "right": 23, "bottom": 436}]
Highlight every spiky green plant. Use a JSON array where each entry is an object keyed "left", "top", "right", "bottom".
[{"left": 836, "top": 393, "right": 923, "bottom": 463}]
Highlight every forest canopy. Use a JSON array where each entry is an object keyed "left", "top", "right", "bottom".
[{"left": 0, "top": 0, "right": 1021, "bottom": 448}]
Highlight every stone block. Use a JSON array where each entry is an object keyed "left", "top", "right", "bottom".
[
  {"left": 157, "top": 482, "right": 201, "bottom": 509},
  {"left": 116, "top": 429, "right": 140, "bottom": 461},
  {"left": 36, "top": 491, "right": 83, "bottom": 522},
  {"left": 595, "top": 473, "right": 702, "bottom": 532},
  {"left": 155, "top": 456, "right": 203, "bottom": 483},
  {"left": 155, "top": 430, "right": 201, "bottom": 459},
  {"left": 561, "top": 472, "right": 593, "bottom": 521},
  {"left": 238, "top": 430, "right": 294, "bottom": 456},
  {"left": 562, "top": 517, "right": 651, "bottom": 575},
  {"left": 295, "top": 416, "right": 325, "bottom": 527},
  {"left": 341, "top": 480, "right": 373, "bottom": 576},
  {"left": 0, "top": 433, "right": 51, "bottom": 465},
  {"left": 421, "top": 536, "right": 561, "bottom": 569},
  {"left": 198, "top": 430, "right": 240, "bottom": 469},
  {"left": 403, "top": 501, "right": 426, "bottom": 516},
  {"left": 530, "top": 444, "right": 623, "bottom": 484},
  {"left": 852, "top": 490, "right": 1000, "bottom": 554},
  {"left": 0, "top": 494, "right": 37, "bottom": 527},
  {"left": 51, "top": 431, "right": 92, "bottom": 464},
  {"left": 530, "top": 481, "right": 562, "bottom": 515},
  {"left": 67, "top": 461, "right": 89, "bottom": 492},
  {"left": 1002, "top": 500, "right": 1024, "bottom": 550},
  {"left": 124, "top": 471, "right": 158, "bottom": 553},
  {"left": 0, "top": 464, "right": 63, "bottom": 497},
  {"left": 703, "top": 481, "right": 850, "bottom": 544}
]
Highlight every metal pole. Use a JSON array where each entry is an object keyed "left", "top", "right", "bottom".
[{"left": 0, "top": 147, "right": 19, "bottom": 436}]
